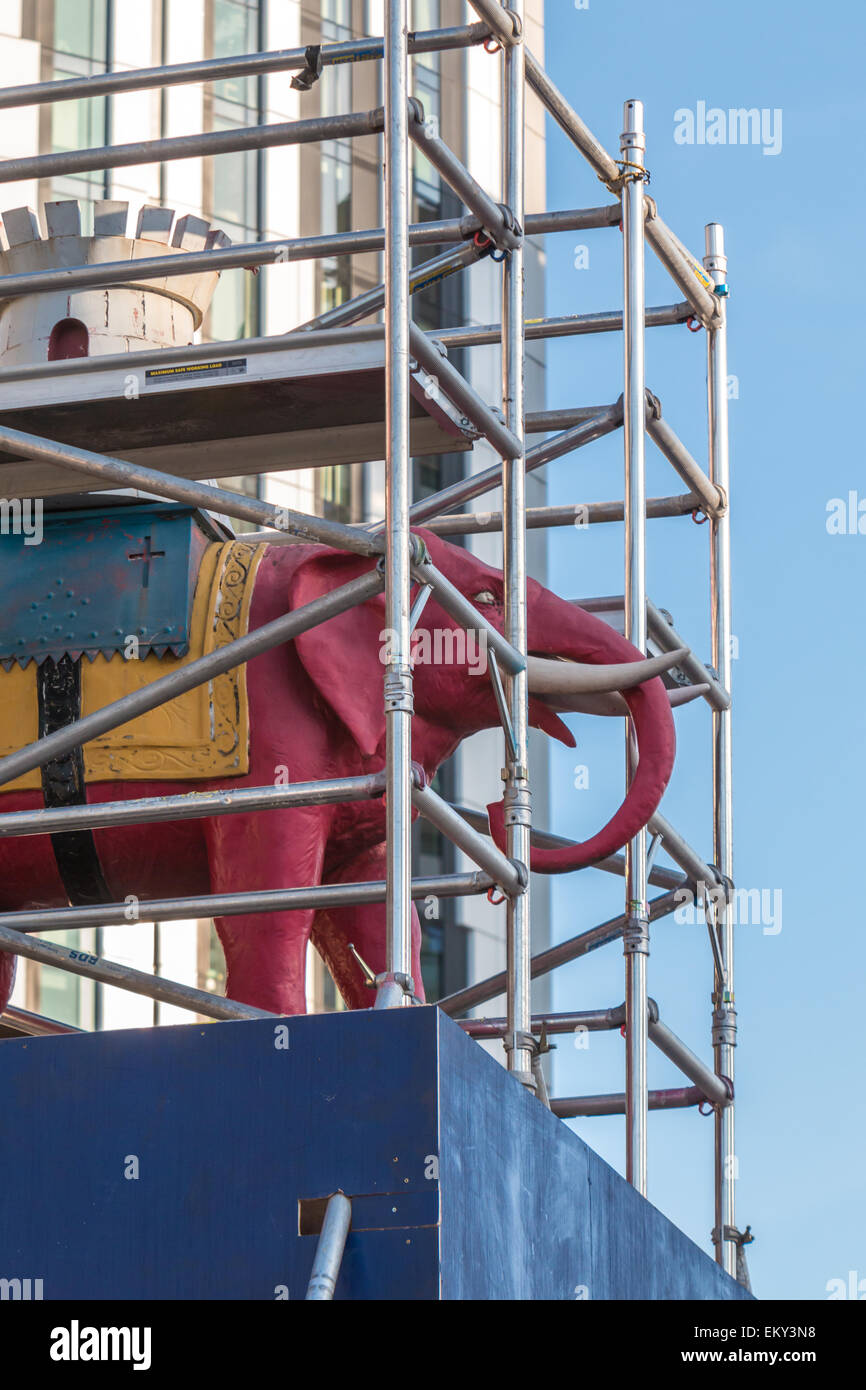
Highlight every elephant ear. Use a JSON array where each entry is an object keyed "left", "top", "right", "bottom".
[{"left": 288, "top": 549, "right": 388, "bottom": 759}]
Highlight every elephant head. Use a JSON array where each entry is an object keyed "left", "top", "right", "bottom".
[{"left": 288, "top": 529, "right": 679, "bottom": 874}]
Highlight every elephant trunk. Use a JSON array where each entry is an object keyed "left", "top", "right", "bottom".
[{"left": 488, "top": 590, "right": 677, "bottom": 875}]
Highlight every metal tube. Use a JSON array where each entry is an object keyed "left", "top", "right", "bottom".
[
  {"left": 411, "top": 784, "right": 522, "bottom": 896},
  {"left": 402, "top": 403, "right": 622, "bottom": 529},
  {"left": 297, "top": 241, "right": 485, "bottom": 332},
  {"left": 450, "top": 803, "right": 686, "bottom": 892},
  {"left": 645, "top": 212, "right": 719, "bottom": 329},
  {"left": 648, "top": 1014, "right": 731, "bottom": 1108},
  {"left": 0, "top": 27, "right": 489, "bottom": 109},
  {"left": 0, "top": 924, "right": 272, "bottom": 1020},
  {"left": 524, "top": 51, "right": 620, "bottom": 187},
  {"left": 424, "top": 495, "right": 700, "bottom": 536},
  {"left": 500, "top": 2, "right": 533, "bottom": 1091},
  {"left": 411, "top": 558, "right": 525, "bottom": 674},
  {"left": 0, "top": 423, "right": 382, "bottom": 558},
  {"left": 465, "top": 0, "right": 520, "bottom": 45},
  {"left": 646, "top": 404, "right": 725, "bottom": 517},
  {"left": 621, "top": 100, "right": 650, "bottom": 1194},
  {"left": 1, "top": 1005, "right": 83, "bottom": 1035},
  {"left": 0, "top": 109, "right": 385, "bottom": 186},
  {"left": 706, "top": 222, "right": 737, "bottom": 1276},
  {"left": 647, "top": 599, "right": 732, "bottom": 712},
  {"left": 552, "top": 1087, "right": 704, "bottom": 1119},
  {"left": 0, "top": 873, "right": 492, "bottom": 935},
  {"left": 0, "top": 776, "right": 387, "bottom": 838},
  {"left": 381, "top": 0, "right": 414, "bottom": 1004},
  {"left": 0, "top": 209, "right": 644, "bottom": 306},
  {"left": 458, "top": 1006, "right": 625, "bottom": 1039},
  {"left": 408, "top": 105, "right": 520, "bottom": 251},
  {"left": 0, "top": 571, "right": 383, "bottom": 790},
  {"left": 437, "top": 888, "right": 682, "bottom": 1018},
  {"left": 436, "top": 302, "right": 691, "bottom": 349},
  {"left": 408, "top": 323, "right": 523, "bottom": 459},
  {"left": 305, "top": 1193, "right": 352, "bottom": 1300},
  {"left": 647, "top": 811, "right": 721, "bottom": 891}
]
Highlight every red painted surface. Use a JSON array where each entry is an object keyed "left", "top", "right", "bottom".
[
  {"left": 47, "top": 318, "right": 89, "bottom": 361},
  {"left": 0, "top": 533, "right": 676, "bottom": 1017}
]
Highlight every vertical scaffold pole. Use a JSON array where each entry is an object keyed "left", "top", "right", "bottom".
[
  {"left": 705, "top": 222, "right": 737, "bottom": 1273},
  {"left": 621, "top": 99, "right": 649, "bottom": 1191},
  {"left": 380, "top": 0, "right": 414, "bottom": 1003},
  {"left": 502, "top": 0, "right": 534, "bottom": 1090}
]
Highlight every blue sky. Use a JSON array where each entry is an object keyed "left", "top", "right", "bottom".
[{"left": 541, "top": 0, "right": 865, "bottom": 1300}]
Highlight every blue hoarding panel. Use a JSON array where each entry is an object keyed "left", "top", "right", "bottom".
[{"left": 0, "top": 1007, "right": 750, "bottom": 1301}]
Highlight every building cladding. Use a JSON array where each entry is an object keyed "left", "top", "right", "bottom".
[{"left": 2, "top": 0, "right": 549, "bottom": 1031}]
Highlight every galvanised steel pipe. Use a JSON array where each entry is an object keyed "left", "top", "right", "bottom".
[
  {"left": 408, "top": 102, "right": 521, "bottom": 252},
  {"left": 0, "top": 924, "right": 272, "bottom": 1021},
  {"left": 412, "top": 559, "right": 525, "bottom": 675},
  {"left": 408, "top": 323, "right": 523, "bottom": 459},
  {"left": 647, "top": 599, "right": 732, "bottom": 712},
  {"left": 706, "top": 222, "right": 737, "bottom": 1277},
  {"left": 381, "top": 0, "right": 414, "bottom": 1005},
  {"left": 0, "top": 776, "right": 388, "bottom": 838},
  {"left": 0, "top": 108, "right": 386, "bottom": 187},
  {"left": 297, "top": 241, "right": 486, "bottom": 332},
  {"left": 450, "top": 803, "right": 686, "bottom": 892},
  {"left": 645, "top": 211, "right": 719, "bottom": 330},
  {"left": 458, "top": 1006, "right": 626, "bottom": 1039},
  {"left": 0, "top": 209, "right": 641, "bottom": 306},
  {"left": 527, "top": 205, "right": 621, "bottom": 234},
  {"left": 424, "top": 495, "right": 701, "bottom": 536},
  {"left": 526, "top": 405, "right": 615, "bottom": 433},
  {"left": 552, "top": 1087, "right": 705, "bottom": 1119},
  {"left": 0, "top": 422, "right": 383, "bottom": 559},
  {"left": 0, "top": 1005, "right": 83, "bottom": 1035},
  {"left": 411, "top": 784, "right": 523, "bottom": 897},
  {"left": 648, "top": 1011, "right": 731, "bottom": 1108},
  {"left": 0, "top": 27, "right": 490, "bottom": 108},
  {"left": 621, "top": 99, "right": 650, "bottom": 1195},
  {"left": 524, "top": 50, "right": 620, "bottom": 188},
  {"left": 647, "top": 811, "right": 722, "bottom": 891},
  {"left": 305, "top": 1193, "right": 353, "bottom": 1301},
  {"left": 466, "top": 0, "right": 521, "bottom": 46},
  {"left": 646, "top": 401, "right": 725, "bottom": 518},
  {"left": 0, "top": 571, "right": 384, "bottom": 790},
  {"left": 437, "top": 303, "right": 692, "bottom": 349},
  {"left": 500, "top": 0, "right": 534, "bottom": 1091},
  {"left": 437, "top": 888, "right": 683, "bottom": 1018},
  {"left": 401, "top": 404, "right": 622, "bottom": 529},
  {"left": 0, "top": 874, "right": 493, "bottom": 936}
]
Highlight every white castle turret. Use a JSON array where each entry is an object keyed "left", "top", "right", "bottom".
[{"left": 0, "top": 199, "right": 231, "bottom": 366}]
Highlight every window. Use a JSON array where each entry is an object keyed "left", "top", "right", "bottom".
[
  {"left": 206, "top": 0, "right": 263, "bottom": 341},
  {"left": 48, "top": 0, "right": 111, "bottom": 205}
]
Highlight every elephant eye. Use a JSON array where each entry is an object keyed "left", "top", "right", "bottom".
[{"left": 473, "top": 590, "right": 497, "bottom": 606}]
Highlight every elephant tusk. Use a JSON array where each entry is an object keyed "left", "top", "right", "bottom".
[
  {"left": 526, "top": 647, "right": 689, "bottom": 700},
  {"left": 539, "top": 681, "right": 710, "bottom": 719}
]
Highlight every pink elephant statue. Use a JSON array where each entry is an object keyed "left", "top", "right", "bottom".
[{"left": 0, "top": 530, "right": 677, "bottom": 1017}]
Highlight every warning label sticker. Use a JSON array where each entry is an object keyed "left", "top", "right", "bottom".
[{"left": 145, "top": 358, "right": 248, "bottom": 385}]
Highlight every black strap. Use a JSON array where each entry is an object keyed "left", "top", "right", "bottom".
[{"left": 38, "top": 656, "right": 114, "bottom": 906}]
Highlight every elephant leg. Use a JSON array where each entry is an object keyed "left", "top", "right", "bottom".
[
  {"left": 203, "top": 809, "right": 326, "bottom": 1017},
  {"left": 311, "top": 842, "right": 426, "bottom": 1011}
]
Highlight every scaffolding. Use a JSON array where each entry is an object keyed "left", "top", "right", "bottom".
[{"left": 0, "top": 2, "right": 741, "bottom": 1281}]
